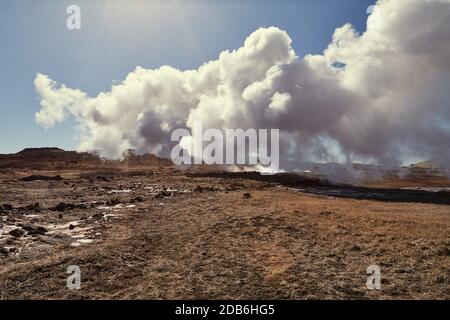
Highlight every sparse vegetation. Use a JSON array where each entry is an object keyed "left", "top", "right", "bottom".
[{"left": 0, "top": 149, "right": 449, "bottom": 299}]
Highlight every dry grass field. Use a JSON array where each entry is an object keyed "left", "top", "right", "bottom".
[{"left": 0, "top": 149, "right": 449, "bottom": 299}]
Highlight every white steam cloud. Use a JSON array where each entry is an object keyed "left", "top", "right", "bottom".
[{"left": 35, "top": 0, "right": 450, "bottom": 169}]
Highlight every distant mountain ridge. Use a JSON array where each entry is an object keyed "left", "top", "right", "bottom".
[{"left": 0, "top": 147, "right": 171, "bottom": 170}]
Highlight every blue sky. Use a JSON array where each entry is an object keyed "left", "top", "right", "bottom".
[{"left": 0, "top": 0, "right": 374, "bottom": 154}]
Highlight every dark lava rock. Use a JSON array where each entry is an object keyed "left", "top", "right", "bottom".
[
  {"left": 21, "top": 224, "right": 48, "bottom": 235},
  {"left": 437, "top": 247, "right": 450, "bottom": 257},
  {"left": 243, "top": 193, "right": 252, "bottom": 199},
  {"left": 96, "top": 175, "right": 110, "bottom": 181},
  {"left": 52, "top": 202, "right": 76, "bottom": 212},
  {"left": 155, "top": 191, "right": 172, "bottom": 199},
  {"left": 0, "top": 247, "right": 8, "bottom": 257},
  {"left": 69, "top": 224, "right": 75, "bottom": 230},
  {"left": 20, "top": 175, "right": 63, "bottom": 182},
  {"left": 2, "top": 204, "right": 13, "bottom": 210},
  {"left": 4, "top": 238, "right": 15, "bottom": 245},
  {"left": 23, "top": 203, "right": 41, "bottom": 211},
  {"left": 130, "top": 196, "right": 145, "bottom": 203},
  {"left": 9, "top": 229, "right": 25, "bottom": 237},
  {"left": 90, "top": 201, "right": 105, "bottom": 208},
  {"left": 58, "top": 213, "right": 63, "bottom": 219},
  {"left": 194, "top": 185, "right": 219, "bottom": 192},
  {"left": 6, "top": 216, "right": 16, "bottom": 223},
  {"left": 106, "top": 198, "right": 121, "bottom": 206},
  {"left": 92, "top": 212, "right": 104, "bottom": 220}
]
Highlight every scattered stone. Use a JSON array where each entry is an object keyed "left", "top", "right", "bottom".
[
  {"left": 69, "top": 224, "right": 75, "bottom": 230},
  {"left": 106, "top": 198, "right": 121, "bottom": 206},
  {"left": 437, "top": 247, "right": 450, "bottom": 257},
  {"left": 435, "top": 274, "right": 448, "bottom": 284},
  {"left": 4, "top": 238, "right": 15, "bottom": 245},
  {"left": 155, "top": 191, "right": 172, "bottom": 199},
  {"left": 6, "top": 216, "right": 16, "bottom": 223},
  {"left": 0, "top": 247, "right": 8, "bottom": 257},
  {"left": 350, "top": 245, "right": 362, "bottom": 252},
  {"left": 92, "top": 212, "right": 104, "bottom": 220},
  {"left": 130, "top": 196, "right": 144, "bottom": 203},
  {"left": 97, "top": 175, "right": 110, "bottom": 181},
  {"left": 9, "top": 229, "right": 25, "bottom": 237},
  {"left": 20, "top": 175, "right": 63, "bottom": 182},
  {"left": 243, "top": 193, "right": 251, "bottom": 199},
  {"left": 52, "top": 202, "right": 75, "bottom": 212},
  {"left": 21, "top": 224, "right": 48, "bottom": 235},
  {"left": 23, "top": 203, "right": 41, "bottom": 212},
  {"left": 320, "top": 210, "right": 334, "bottom": 216},
  {"left": 2, "top": 204, "right": 13, "bottom": 210},
  {"left": 58, "top": 213, "right": 63, "bottom": 219},
  {"left": 194, "top": 185, "right": 219, "bottom": 193}
]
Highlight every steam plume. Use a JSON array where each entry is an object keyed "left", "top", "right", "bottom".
[{"left": 35, "top": 0, "right": 450, "bottom": 170}]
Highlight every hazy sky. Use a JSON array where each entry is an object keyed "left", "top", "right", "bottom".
[{"left": 0, "top": 0, "right": 374, "bottom": 154}]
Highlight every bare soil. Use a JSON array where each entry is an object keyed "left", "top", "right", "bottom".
[{"left": 0, "top": 150, "right": 449, "bottom": 299}]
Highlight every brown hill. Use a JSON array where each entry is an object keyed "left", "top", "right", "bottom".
[{"left": 0, "top": 148, "right": 172, "bottom": 170}]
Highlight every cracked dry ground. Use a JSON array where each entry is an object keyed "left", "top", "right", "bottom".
[{"left": 0, "top": 168, "right": 449, "bottom": 299}]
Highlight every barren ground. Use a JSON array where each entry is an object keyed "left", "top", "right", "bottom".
[{"left": 0, "top": 158, "right": 449, "bottom": 299}]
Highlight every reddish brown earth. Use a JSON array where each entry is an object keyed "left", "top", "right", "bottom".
[{"left": 0, "top": 149, "right": 449, "bottom": 299}]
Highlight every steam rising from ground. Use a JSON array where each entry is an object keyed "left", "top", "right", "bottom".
[{"left": 35, "top": 0, "right": 450, "bottom": 170}]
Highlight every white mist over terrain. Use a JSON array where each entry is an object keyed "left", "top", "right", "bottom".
[{"left": 35, "top": 0, "right": 450, "bottom": 170}]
